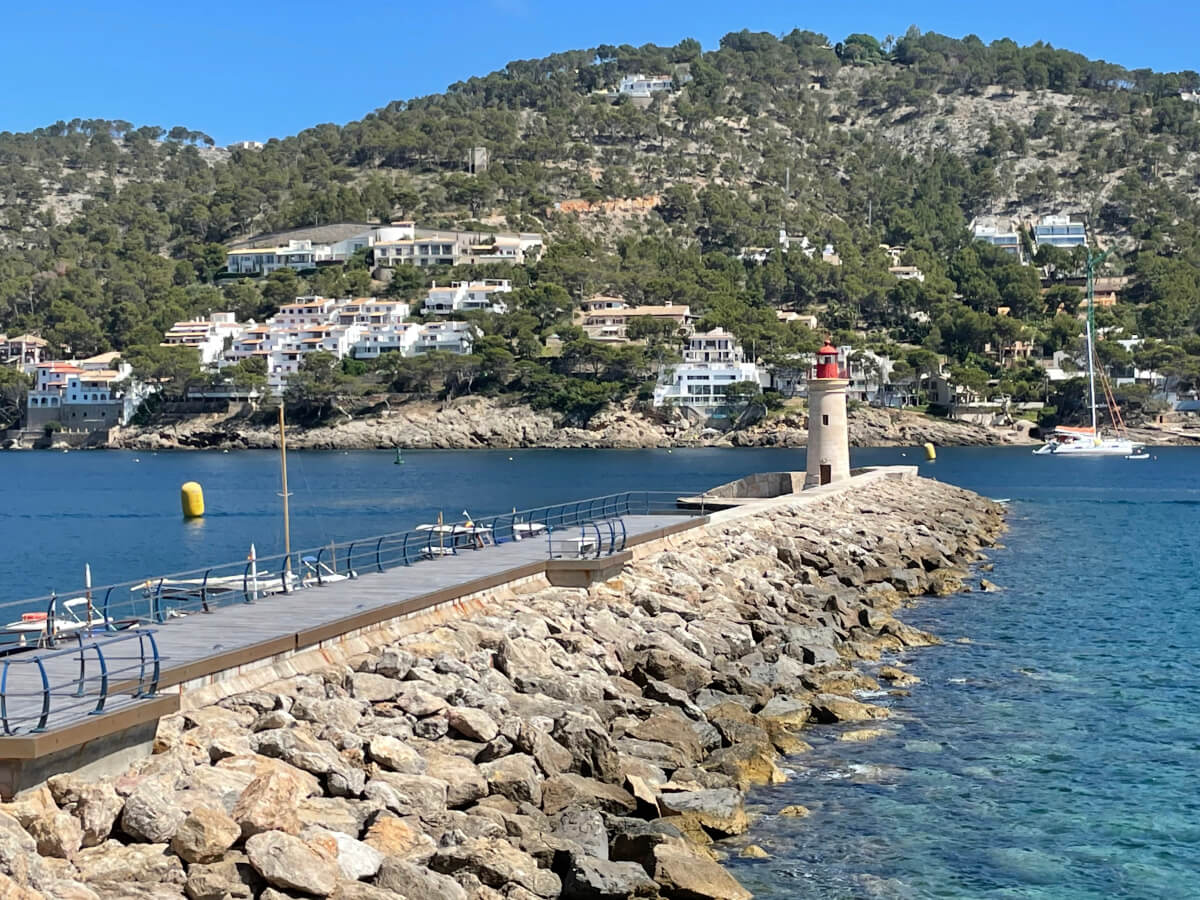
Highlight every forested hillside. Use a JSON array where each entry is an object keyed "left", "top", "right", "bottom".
[{"left": 4, "top": 26, "right": 1200, "bottom": 423}]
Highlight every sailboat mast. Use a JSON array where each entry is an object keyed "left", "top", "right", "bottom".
[
  {"left": 1085, "top": 252, "right": 1099, "bottom": 437},
  {"left": 278, "top": 405, "right": 292, "bottom": 580}
]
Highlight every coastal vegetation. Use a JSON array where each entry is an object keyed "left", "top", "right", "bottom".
[{"left": 4, "top": 27, "right": 1200, "bottom": 424}]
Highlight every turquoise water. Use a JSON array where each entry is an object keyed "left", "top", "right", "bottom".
[
  {"left": 728, "top": 447, "right": 1200, "bottom": 899},
  {"left": 3, "top": 446, "right": 1198, "bottom": 896}
]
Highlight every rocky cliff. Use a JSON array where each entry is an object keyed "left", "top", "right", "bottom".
[
  {"left": 0, "top": 473, "right": 1003, "bottom": 899},
  {"left": 109, "top": 397, "right": 1034, "bottom": 451}
]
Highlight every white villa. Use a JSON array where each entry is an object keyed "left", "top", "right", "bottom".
[
  {"left": 619, "top": 74, "right": 674, "bottom": 97},
  {"left": 652, "top": 329, "right": 765, "bottom": 417},
  {"left": 176, "top": 292, "right": 478, "bottom": 392},
  {"left": 422, "top": 280, "right": 512, "bottom": 316},
  {"left": 226, "top": 240, "right": 319, "bottom": 275},
  {"left": 225, "top": 223, "right": 544, "bottom": 275},
  {"left": 25, "top": 353, "right": 145, "bottom": 432},
  {"left": 161, "top": 313, "right": 246, "bottom": 365}
]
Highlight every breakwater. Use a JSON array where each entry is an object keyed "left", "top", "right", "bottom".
[{"left": 0, "top": 471, "right": 1002, "bottom": 899}]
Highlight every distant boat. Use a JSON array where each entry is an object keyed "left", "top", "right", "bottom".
[{"left": 1034, "top": 249, "right": 1144, "bottom": 458}]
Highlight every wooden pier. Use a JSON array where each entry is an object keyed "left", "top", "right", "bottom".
[{"left": 0, "top": 510, "right": 701, "bottom": 796}]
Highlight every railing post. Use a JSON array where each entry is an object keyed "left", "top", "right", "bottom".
[
  {"left": 153, "top": 579, "right": 165, "bottom": 624},
  {"left": 617, "top": 517, "right": 627, "bottom": 551},
  {"left": 242, "top": 563, "right": 252, "bottom": 603},
  {"left": 0, "top": 660, "right": 9, "bottom": 736},
  {"left": 90, "top": 640, "right": 109, "bottom": 715},
  {"left": 102, "top": 587, "right": 115, "bottom": 632},
  {"left": 376, "top": 537, "right": 386, "bottom": 573},
  {"left": 346, "top": 542, "right": 357, "bottom": 578},
  {"left": 33, "top": 658, "right": 50, "bottom": 733},
  {"left": 74, "top": 633, "right": 86, "bottom": 696},
  {"left": 200, "top": 570, "right": 211, "bottom": 613},
  {"left": 45, "top": 592, "right": 57, "bottom": 650},
  {"left": 145, "top": 631, "right": 161, "bottom": 696},
  {"left": 314, "top": 550, "right": 326, "bottom": 586}
]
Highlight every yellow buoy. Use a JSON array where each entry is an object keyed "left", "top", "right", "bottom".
[
  {"left": 180, "top": 481, "right": 205, "bottom": 519},
  {"left": 923, "top": 442, "right": 937, "bottom": 461}
]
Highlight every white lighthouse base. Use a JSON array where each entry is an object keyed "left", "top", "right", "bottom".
[{"left": 804, "top": 378, "right": 851, "bottom": 489}]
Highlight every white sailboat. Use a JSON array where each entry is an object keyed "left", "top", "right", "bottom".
[{"left": 1034, "top": 250, "right": 1144, "bottom": 458}]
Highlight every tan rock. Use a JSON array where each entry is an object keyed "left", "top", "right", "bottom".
[
  {"left": 171, "top": 806, "right": 240, "bottom": 864},
  {"left": 231, "top": 769, "right": 307, "bottom": 839},
  {"left": 839, "top": 728, "right": 890, "bottom": 743},
  {"left": 244, "top": 831, "right": 339, "bottom": 897},
  {"left": 75, "top": 841, "right": 185, "bottom": 885},
  {"left": 362, "top": 816, "right": 436, "bottom": 864},
  {"left": 651, "top": 839, "right": 751, "bottom": 900},
  {"left": 27, "top": 810, "right": 83, "bottom": 859},
  {"left": 877, "top": 665, "right": 921, "bottom": 687},
  {"left": 809, "top": 694, "right": 889, "bottom": 724},
  {"left": 778, "top": 805, "right": 811, "bottom": 818},
  {"left": 739, "top": 844, "right": 769, "bottom": 859}
]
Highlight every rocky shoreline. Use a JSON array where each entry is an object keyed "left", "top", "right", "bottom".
[
  {"left": 107, "top": 397, "right": 1035, "bottom": 451},
  {"left": 0, "top": 473, "right": 1003, "bottom": 899}
]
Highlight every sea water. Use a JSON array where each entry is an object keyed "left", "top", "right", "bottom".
[
  {"left": 727, "top": 447, "right": 1200, "bottom": 899},
  {"left": 2, "top": 446, "right": 1197, "bottom": 896}
]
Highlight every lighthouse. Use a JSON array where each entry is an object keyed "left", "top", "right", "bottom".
[{"left": 805, "top": 339, "right": 850, "bottom": 488}]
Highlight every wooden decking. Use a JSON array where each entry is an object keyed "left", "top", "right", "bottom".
[{"left": 0, "top": 513, "right": 699, "bottom": 745}]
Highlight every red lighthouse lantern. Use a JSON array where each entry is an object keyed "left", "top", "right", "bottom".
[{"left": 815, "top": 339, "right": 840, "bottom": 379}]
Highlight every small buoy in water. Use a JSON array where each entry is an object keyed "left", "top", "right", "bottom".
[
  {"left": 901, "top": 452, "right": 906, "bottom": 457},
  {"left": 180, "top": 481, "right": 205, "bottom": 519},
  {"left": 133, "top": 458, "right": 140, "bottom": 463},
  {"left": 508, "top": 456, "right": 513, "bottom": 461},
  {"left": 222, "top": 449, "right": 229, "bottom": 454},
  {"left": 923, "top": 442, "right": 937, "bottom": 461}
]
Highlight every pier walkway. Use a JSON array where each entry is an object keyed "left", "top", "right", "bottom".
[{"left": 0, "top": 494, "right": 703, "bottom": 761}]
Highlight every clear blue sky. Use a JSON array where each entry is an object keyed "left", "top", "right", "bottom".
[{"left": 2, "top": 1, "right": 1195, "bottom": 145}]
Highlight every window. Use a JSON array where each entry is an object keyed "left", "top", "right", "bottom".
[{"left": 822, "top": 414, "right": 829, "bottom": 425}]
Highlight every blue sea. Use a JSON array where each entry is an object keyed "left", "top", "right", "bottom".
[{"left": 1, "top": 446, "right": 1196, "bottom": 897}]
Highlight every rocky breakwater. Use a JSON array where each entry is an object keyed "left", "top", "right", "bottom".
[{"left": 0, "top": 474, "right": 1003, "bottom": 899}]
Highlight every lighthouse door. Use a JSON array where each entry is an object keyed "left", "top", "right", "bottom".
[{"left": 819, "top": 464, "right": 831, "bottom": 485}]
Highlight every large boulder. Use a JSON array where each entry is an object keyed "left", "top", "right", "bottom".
[
  {"left": 650, "top": 837, "right": 752, "bottom": 900},
  {"left": 479, "top": 753, "right": 543, "bottom": 806},
  {"left": 75, "top": 841, "right": 185, "bottom": 885},
  {"left": 373, "top": 859, "right": 467, "bottom": 900},
  {"left": 541, "top": 775, "right": 637, "bottom": 817},
  {"left": 244, "top": 831, "right": 340, "bottom": 897},
  {"left": 555, "top": 809, "right": 608, "bottom": 861},
  {"left": 365, "top": 772, "right": 449, "bottom": 820},
  {"left": 170, "top": 806, "right": 240, "bottom": 864},
  {"left": 362, "top": 816, "right": 436, "bottom": 864},
  {"left": 658, "top": 789, "right": 750, "bottom": 838},
  {"left": 447, "top": 706, "right": 500, "bottom": 743},
  {"left": 366, "top": 735, "right": 427, "bottom": 774},
  {"left": 560, "top": 855, "right": 659, "bottom": 899},
  {"left": 425, "top": 752, "right": 488, "bottom": 807},
  {"left": 120, "top": 783, "right": 186, "bottom": 844},
  {"left": 516, "top": 724, "right": 573, "bottom": 778},
  {"left": 231, "top": 768, "right": 308, "bottom": 838},
  {"left": 431, "top": 836, "right": 561, "bottom": 898},
  {"left": 808, "top": 694, "right": 888, "bottom": 724},
  {"left": 349, "top": 672, "right": 401, "bottom": 702},
  {"left": 0, "top": 809, "right": 52, "bottom": 888},
  {"left": 183, "top": 852, "right": 261, "bottom": 900},
  {"left": 47, "top": 776, "right": 124, "bottom": 848},
  {"left": 28, "top": 809, "right": 84, "bottom": 859}
]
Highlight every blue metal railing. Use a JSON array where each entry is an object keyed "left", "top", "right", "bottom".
[{"left": 0, "top": 630, "right": 162, "bottom": 735}]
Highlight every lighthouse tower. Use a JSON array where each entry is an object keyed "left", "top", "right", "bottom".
[{"left": 805, "top": 339, "right": 851, "bottom": 488}]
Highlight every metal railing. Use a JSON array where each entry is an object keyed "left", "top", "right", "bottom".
[
  {"left": 0, "top": 630, "right": 161, "bottom": 735},
  {"left": 0, "top": 489, "right": 703, "bottom": 733}
]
